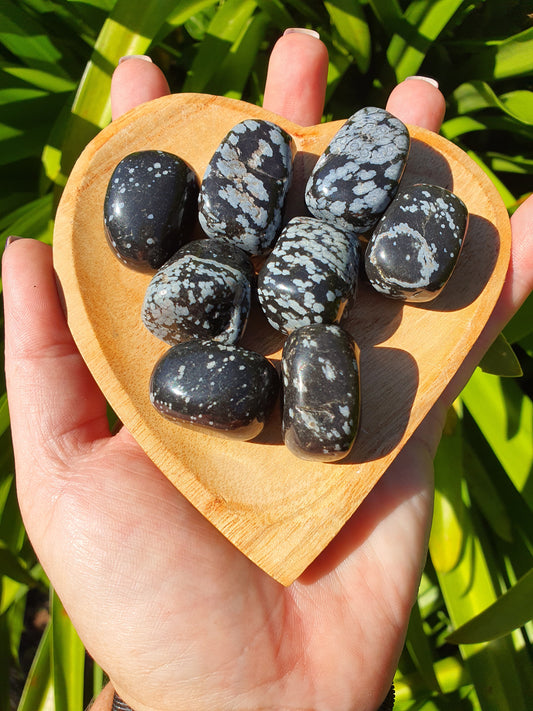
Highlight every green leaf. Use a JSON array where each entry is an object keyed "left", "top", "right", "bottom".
[
  {"left": 0, "top": 91, "right": 69, "bottom": 166},
  {"left": 255, "top": 0, "right": 294, "bottom": 30},
  {"left": 431, "top": 496, "right": 531, "bottom": 710},
  {"left": 0, "top": 0, "right": 70, "bottom": 77},
  {"left": 451, "top": 81, "right": 533, "bottom": 125},
  {"left": 165, "top": 0, "right": 223, "bottom": 27},
  {"left": 325, "top": 43, "right": 353, "bottom": 102},
  {"left": 441, "top": 113, "right": 533, "bottom": 142},
  {"left": 463, "top": 442, "right": 513, "bottom": 544},
  {"left": 0, "top": 395, "right": 9, "bottom": 439},
  {"left": 0, "top": 63, "right": 76, "bottom": 93},
  {"left": 0, "top": 86, "right": 48, "bottom": 106},
  {"left": 205, "top": 10, "right": 269, "bottom": 99},
  {"left": 405, "top": 601, "right": 441, "bottom": 693},
  {"left": 17, "top": 621, "right": 52, "bottom": 711},
  {"left": 479, "top": 332, "right": 523, "bottom": 377},
  {"left": 485, "top": 27, "right": 533, "bottom": 80},
  {"left": 0, "top": 195, "right": 54, "bottom": 253},
  {"left": 387, "top": 0, "right": 465, "bottom": 82},
  {"left": 60, "top": 0, "right": 183, "bottom": 181},
  {"left": 499, "top": 90, "right": 533, "bottom": 125},
  {"left": 460, "top": 28, "right": 533, "bottom": 81},
  {"left": 365, "top": 0, "right": 403, "bottom": 34},
  {"left": 67, "top": 0, "right": 116, "bottom": 9},
  {"left": 91, "top": 661, "right": 106, "bottom": 702},
  {"left": 182, "top": 0, "right": 258, "bottom": 93},
  {"left": 430, "top": 405, "right": 464, "bottom": 573},
  {"left": 51, "top": 589, "right": 86, "bottom": 711},
  {"left": 0, "top": 469, "right": 26, "bottom": 556},
  {"left": 395, "top": 655, "right": 469, "bottom": 702},
  {"left": 460, "top": 370, "right": 533, "bottom": 509},
  {"left": 488, "top": 153, "right": 533, "bottom": 175},
  {"left": 0, "top": 543, "right": 36, "bottom": 588},
  {"left": 447, "top": 567, "right": 533, "bottom": 644},
  {"left": 5, "top": 593, "right": 26, "bottom": 667},
  {"left": 518, "top": 330, "right": 533, "bottom": 360},
  {"left": 280, "top": 0, "right": 323, "bottom": 24},
  {"left": 463, "top": 149, "right": 516, "bottom": 210},
  {"left": 325, "top": 0, "right": 371, "bottom": 73},
  {"left": 0, "top": 571, "right": 31, "bottom": 618}
]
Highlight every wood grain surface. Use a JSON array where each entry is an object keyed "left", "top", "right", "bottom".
[{"left": 53, "top": 93, "right": 511, "bottom": 585}]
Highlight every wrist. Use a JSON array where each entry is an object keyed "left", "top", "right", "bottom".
[{"left": 89, "top": 683, "right": 395, "bottom": 711}]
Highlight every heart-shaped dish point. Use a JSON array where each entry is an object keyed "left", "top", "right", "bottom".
[{"left": 53, "top": 94, "right": 511, "bottom": 585}]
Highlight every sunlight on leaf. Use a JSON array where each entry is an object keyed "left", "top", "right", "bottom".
[
  {"left": 447, "top": 568, "right": 533, "bottom": 644},
  {"left": 325, "top": 0, "right": 371, "bottom": 73}
]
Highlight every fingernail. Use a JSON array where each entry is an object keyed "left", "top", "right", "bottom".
[
  {"left": 4, "top": 235, "right": 23, "bottom": 252},
  {"left": 405, "top": 75, "right": 439, "bottom": 89},
  {"left": 118, "top": 55, "right": 153, "bottom": 65},
  {"left": 284, "top": 28, "right": 320, "bottom": 40}
]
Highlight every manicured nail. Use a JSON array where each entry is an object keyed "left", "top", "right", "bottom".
[
  {"left": 405, "top": 75, "right": 439, "bottom": 89},
  {"left": 118, "top": 55, "right": 153, "bottom": 65},
  {"left": 284, "top": 28, "right": 320, "bottom": 40},
  {"left": 4, "top": 235, "right": 23, "bottom": 252}
]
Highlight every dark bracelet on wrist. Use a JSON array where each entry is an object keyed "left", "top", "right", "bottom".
[
  {"left": 112, "top": 684, "right": 395, "bottom": 711},
  {"left": 112, "top": 693, "right": 134, "bottom": 711},
  {"left": 377, "top": 684, "right": 395, "bottom": 710}
]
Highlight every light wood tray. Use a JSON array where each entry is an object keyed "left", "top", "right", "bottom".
[{"left": 53, "top": 93, "right": 511, "bottom": 585}]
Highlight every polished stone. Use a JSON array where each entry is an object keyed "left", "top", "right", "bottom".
[
  {"left": 281, "top": 324, "right": 360, "bottom": 462},
  {"left": 104, "top": 149, "right": 198, "bottom": 272},
  {"left": 305, "top": 106, "right": 410, "bottom": 235},
  {"left": 364, "top": 183, "right": 469, "bottom": 301},
  {"left": 142, "top": 238, "right": 253, "bottom": 345},
  {"left": 198, "top": 119, "right": 294, "bottom": 255},
  {"left": 150, "top": 340, "right": 279, "bottom": 441},
  {"left": 257, "top": 216, "right": 359, "bottom": 334}
]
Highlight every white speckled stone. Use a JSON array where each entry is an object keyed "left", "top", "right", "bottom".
[
  {"left": 281, "top": 324, "right": 360, "bottom": 462},
  {"left": 198, "top": 119, "right": 294, "bottom": 256},
  {"left": 365, "top": 183, "right": 469, "bottom": 301},
  {"left": 257, "top": 216, "right": 359, "bottom": 334},
  {"left": 104, "top": 150, "right": 198, "bottom": 272},
  {"left": 150, "top": 340, "right": 279, "bottom": 440},
  {"left": 305, "top": 107, "right": 410, "bottom": 235},
  {"left": 142, "top": 238, "right": 253, "bottom": 346}
]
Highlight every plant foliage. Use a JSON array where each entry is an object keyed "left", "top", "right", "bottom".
[{"left": 0, "top": 1, "right": 532, "bottom": 709}]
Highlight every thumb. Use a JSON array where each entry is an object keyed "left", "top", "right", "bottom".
[{"left": 2, "top": 238, "right": 110, "bottom": 509}]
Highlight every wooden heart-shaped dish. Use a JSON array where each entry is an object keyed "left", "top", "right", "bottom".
[{"left": 53, "top": 93, "right": 510, "bottom": 585}]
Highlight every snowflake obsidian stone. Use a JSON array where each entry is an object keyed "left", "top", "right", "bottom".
[
  {"left": 150, "top": 340, "right": 279, "bottom": 441},
  {"left": 257, "top": 216, "right": 359, "bottom": 334},
  {"left": 281, "top": 324, "right": 360, "bottom": 462},
  {"left": 104, "top": 150, "right": 198, "bottom": 272},
  {"left": 198, "top": 119, "right": 294, "bottom": 256},
  {"left": 365, "top": 183, "right": 469, "bottom": 302},
  {"left": 141, "top": 238, "right": 254, "bottom": 345},
  {"left": 305, "top": 107, "right": 410, "bottom": 235}
]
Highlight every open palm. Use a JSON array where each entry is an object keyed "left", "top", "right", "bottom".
[{"left": 4, "top": 33, "right": 533, "bottom": 711}]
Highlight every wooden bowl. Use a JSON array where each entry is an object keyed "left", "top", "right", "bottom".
[{"left": 53, "top": 93, "right": 511, "bottom": 585}]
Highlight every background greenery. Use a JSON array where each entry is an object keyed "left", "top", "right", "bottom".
[{"left": 0, "top": 0, "right": 532, "bottom": 709}]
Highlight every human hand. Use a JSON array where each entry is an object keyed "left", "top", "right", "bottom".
[{"left": 4, "top": 30, "right": 533, "bottom": 711}]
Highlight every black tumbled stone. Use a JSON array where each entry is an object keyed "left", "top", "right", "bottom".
[
  {"left": 198, "top": 119, "right": 294, "bottom": 256},
  {"left": 142, "top": 238, "right": 253, "bottom": 346},
  {"left": 364, "top": 183, "right": 469, "bottom": 302},
  {"left": 281, "top": 324, "right": 360, "bottom": 462},
  {"left": 305, "top": 106, "right": 410, "bottom": 234},
  {"left": 104, "top": 150, "right": 198, "bottom": 272},
  {"left": 257, "top": 216, "right": 359, "bottom": 334},
  {"left": 150, "top": 340, "right": 279, "bottom": 441}
]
